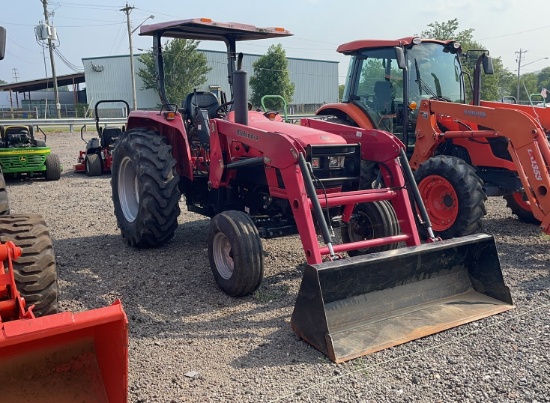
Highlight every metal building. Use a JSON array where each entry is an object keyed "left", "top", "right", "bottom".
[{"left": 82, "top": 50, "right": 338, "bottom": 114}]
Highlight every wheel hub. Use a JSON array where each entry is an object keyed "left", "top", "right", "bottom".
[
  {"left": 212, "top": 232, "right": 234, "bottom": 280},
  {"left": 118, "top": 156, "right": 139, "bottom": 223},
  {"left": 418, "top": 175, "right": 459, "bottom": 231}
]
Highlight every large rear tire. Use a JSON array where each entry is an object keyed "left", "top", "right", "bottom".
[
  {"left": 503, "top": 191, "right": 540, "bottom": 225},
  {"left": 414, "top": 155, "right": 486, "bottom": 239},
  {"left": 0, "top": 171, "right": 9, "bottom": 215},
  {"left": 45, "top": 153, "right": 62, "bottom": 181},
  {"left": 85, "top": 153, "right": 103, "bottom": 177},
  {"left": 341, "top": 200, "right": 401, "bottom": 256},
  {"left": 208, "top": 210, "right": 264, "bottom": 297},
  {"left": 0, "top": 214, "right": 59, "bottom": 317},
  {"left": 111, "top": 128, "right": 181, "bottom": 247}
]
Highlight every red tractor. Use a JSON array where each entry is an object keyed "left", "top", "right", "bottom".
[
  {"left": 74, "top": 100, "right": 129, "bottom": 176},
  {"left": 317, "top": 38, "right": 550, "bottom": 237},
  {"left": 109, "top": 18, "right": 512, "bottom": 363}
]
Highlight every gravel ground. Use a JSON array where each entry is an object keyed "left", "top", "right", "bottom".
[{"left": 5, "top": 131, "right": 550, "bottom": 402}]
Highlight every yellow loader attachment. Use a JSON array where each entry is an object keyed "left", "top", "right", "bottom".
[{"left": 291, "top": 234, "right": 513, "bottom": 363}]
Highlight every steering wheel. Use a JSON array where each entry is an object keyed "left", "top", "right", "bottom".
[
  {"left": 216, "top": 101, "right": 234, "bottom": 117},
  {"left": 430, "top": 95, "right": 453, "bottom": 102}
]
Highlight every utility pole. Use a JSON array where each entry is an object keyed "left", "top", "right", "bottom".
[
  {"left": 121, "top": 3, "right": 137, "bottom": 111},
  {"left": 515, "top": 48, "right": 527, "bottom": 102},
  {"left": 41, "top": 0, "right": 61, "bottom": 118},
  {"left": 12, "top": 68, "right": 19, "bottom": 107}
]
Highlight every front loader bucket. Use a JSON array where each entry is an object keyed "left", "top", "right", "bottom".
[
  {"left": 0, "top": 301, "right": 128, "bottom": 402},
  {"left": 291, "top": 234, "right": 513, "bottom": 363}
]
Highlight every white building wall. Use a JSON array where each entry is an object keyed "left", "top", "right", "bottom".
[{"left": 83, "top": 50, "right": 338, "bottom": 112}]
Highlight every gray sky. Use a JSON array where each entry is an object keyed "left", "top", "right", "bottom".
[{"left": 1, "top": 0, "right": 549, "bottom": 87}]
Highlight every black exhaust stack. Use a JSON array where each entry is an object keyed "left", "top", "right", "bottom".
[{"left": 233, "top": 53, "right": 248, "bottom": 126}]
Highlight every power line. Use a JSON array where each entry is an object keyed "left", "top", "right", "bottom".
[{"left": 480, "top": 24, "right": 550, "bottom": 41}]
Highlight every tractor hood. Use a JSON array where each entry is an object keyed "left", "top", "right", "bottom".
[
  {"left": 246, "top": 116, "right": 348, "bottom": 148},
  {"left": 139, "top": 18, "right": 292, "bottom": 42}
]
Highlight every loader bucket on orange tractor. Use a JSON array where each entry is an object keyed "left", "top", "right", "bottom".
[
  {"left": 0, "top": 302, "right": 128, "bottom": 402},
  {"left": 290, "top": 119, "right": 514, "bottom": 363},
  {"left": 0, "top": 240, "right": 128, "bottom": 402}
]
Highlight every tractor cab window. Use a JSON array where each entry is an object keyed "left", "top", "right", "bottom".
[
  {"left": 351, "top": 48, "right": 403, "bottom": 133},
  {"left": 407, "top": 42, "right": 464, "bottom": 104}
]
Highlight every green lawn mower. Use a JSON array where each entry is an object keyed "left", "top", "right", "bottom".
[{"left": 0, "top": 125, "right": 61, "bottom": 181}]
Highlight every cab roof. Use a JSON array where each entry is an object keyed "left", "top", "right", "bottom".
[
  {"left": 337, "top": 37, "right": 457, "bottom": 54},
  {"left": 139, "top": 18, "right": 292, "bottom": 42}
]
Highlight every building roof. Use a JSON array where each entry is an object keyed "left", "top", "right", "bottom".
[{"left": 0, "top": 72, "right": 85, "bottom": 93}]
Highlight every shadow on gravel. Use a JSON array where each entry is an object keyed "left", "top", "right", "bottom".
[{"left": 52, "top": 219, "right": 319, "bottom": 366}]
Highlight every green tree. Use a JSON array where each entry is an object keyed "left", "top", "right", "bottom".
[
  {"left": 537, "top": 67, "right": 550, "bottom": 102},
  {"left": 249, "top": 44, "right": 294, "bottom": 110},
  {"left": 138, "top": 39, "right": 211, "bottom": 105},
  {"left": 422, "top": 19, "right": 505, "bottom": 102},
  {"left": 338, "top": 84, "right": 345, "bottom": 101},
  {"left": 0, "top": 79, "right": 6, "bottom": 85}
]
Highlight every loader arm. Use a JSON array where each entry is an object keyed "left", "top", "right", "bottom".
[{"left": 413, "top": 100, "right": 550, "bottom": 233}]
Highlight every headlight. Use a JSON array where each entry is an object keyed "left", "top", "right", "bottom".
[{"left": 328, "top": 156, "right": 345, "bottom": 169}]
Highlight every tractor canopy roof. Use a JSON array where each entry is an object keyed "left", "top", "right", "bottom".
[
  {"left": 337, "top": 37, "right": 460, "bottom": 54},
  {"left": 139, "top": 18, "right": 293, "bottom": 42}
]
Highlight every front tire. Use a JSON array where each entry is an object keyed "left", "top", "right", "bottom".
[
  {"left": 0, "top": 214, "right": 59, "bottom": 317},
  {"left": 414, "top": 155, "right": 486, "bottom": 239},
  {"left": 85, "top": 153, "right": 103, "bottom": 177},
  {"left": 111, "top": 128, "right": 181, "bottom": 247},
  {"left": 208, "top": 210, "right": 264, "bottom": 297},
  {"left": 341, "top": 200, "right": 401, "bottom": 256},
  {"left": 504, "top": 191, "right": 540, "bottom": 224}
]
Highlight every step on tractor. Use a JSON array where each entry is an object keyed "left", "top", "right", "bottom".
[
  {"left": 74, "top": 100, "right": 129, "bottom": 176},
  {"left": 0, "top": 27, "right": 128, "bottom": 402},
  {"left": 316, "top": 38, "right": 550, "bottom": 237},
  {"left": 109, "top": 18, "right": 513, "bottom": 363},
  {"left": 0, "top": 124, "right": 62, "bottom": 181}
]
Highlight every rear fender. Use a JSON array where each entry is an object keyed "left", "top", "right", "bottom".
[
  {"left": 316, "top": 102, "right": 375, "bottom": 129},
  {"left": 126, "top": 110, "right": 193, "bottom": 179}
]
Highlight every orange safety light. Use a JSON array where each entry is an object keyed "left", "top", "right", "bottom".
[{"left": 164, "top": 111, "right": 177, "bottom": 121}]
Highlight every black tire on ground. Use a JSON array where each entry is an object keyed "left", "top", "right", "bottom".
[
  {"left": 0, "top": 171, "right": 9, "bottom": 215},
  {"left": 85, "top": 153, "right": 103, "bottom": 176},
  {"left": 414, "top": 155, "right": 486, "bottom": 239},
  {"left": 341, "top": 200, "right": 401, "bottom": 256},
  {"left": 208, "top": 210, "right": 264, "bottom": 297},
  {"left": 111, "top": 128, "right": 181, "bottom": 247},
  {"left": 503, "top": 192, "right": 541, "bottom": 225},
  {"left": 0, "top": 214, "right": 59, "bottom": 317},
  {"left": 44, "top": 153, "right": 62, "bottom": 181}
]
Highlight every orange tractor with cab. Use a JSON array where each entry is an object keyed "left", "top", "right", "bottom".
[{"left": 317, "top": 37, "right": 550, "bottom": 237}]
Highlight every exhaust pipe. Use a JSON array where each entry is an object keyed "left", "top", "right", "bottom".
[{"left": 233, "top": 53, "right": 248, "bottom": 125}]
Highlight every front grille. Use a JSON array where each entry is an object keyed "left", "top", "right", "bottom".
[
  {"left": 0, "top": 154, "right": 47, "bottom": 172},
  {"left": 306, "top": 144, "right": 360, "bottom": 187}
]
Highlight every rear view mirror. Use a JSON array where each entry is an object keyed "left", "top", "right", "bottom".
[
  {"left": 483, "top": 55, "right": 494, "bottom": 75},
  {"left": 0, "top": 27, "right": 5, "bottom": 60},
  {"left": 394, "top": 47, "right": 406, "bottom": 69}
]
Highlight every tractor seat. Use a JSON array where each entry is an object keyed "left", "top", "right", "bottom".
[
  {"left": 373, "top": 81, "right": 394, "bottom": 115},
  {"left": 182, "top": 91, "right": 220, "bottom": 121},
  {"left": 101, "top": 127, "right": 122, "bottom": 149}
]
